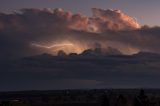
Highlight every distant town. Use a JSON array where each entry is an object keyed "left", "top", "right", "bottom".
[{"left": 0, "top": 89, "right": 160, "bottom": 106}]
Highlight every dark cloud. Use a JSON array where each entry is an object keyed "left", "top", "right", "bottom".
[
  {"left": 1, "top": 52, "right": 160, "bottom": 90},
  {"left": 0, "top": 8, "right": 160, "bottom": 60}
]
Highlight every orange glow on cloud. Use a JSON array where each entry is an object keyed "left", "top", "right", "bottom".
[{"left": 31, "top": 41, "right": 85, "bottom": 54}]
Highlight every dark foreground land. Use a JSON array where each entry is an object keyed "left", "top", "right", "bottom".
[{"left": 0, "top": 89, "right": 160, "bottom": 106}]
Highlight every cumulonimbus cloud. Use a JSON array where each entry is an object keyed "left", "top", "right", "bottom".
[{"left": 0, "top": 8, "right": 159, "bottom": 59}]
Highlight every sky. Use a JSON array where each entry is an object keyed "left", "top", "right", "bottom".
[
  {"left": 0, "top": 0, "right": 160, "bottom": 26},
  {"left": 1, "top": 0, "right": 160, "bottom": 91}
]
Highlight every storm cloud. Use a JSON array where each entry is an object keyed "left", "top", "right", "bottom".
[{"left": 0, "top": 8, "right": 160, "bottom": 59}]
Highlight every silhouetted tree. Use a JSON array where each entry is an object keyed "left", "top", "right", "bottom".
[
  {"left": 115, "top": 94, "right": 128, "bottom": 106},
  {"left": 1, "top": 101, "right": 10, "bottom": 106},
  {"left": 100, "top": 94, "right": 110, "bottom": 106},
  {"left": 133, "top": 89, "right": 149, "bottom": 106},
  {"left": 149, "top": 96, "right": 156, "bottom": 106},
  {"left": 42, "top": 96, "right": 49, "bottom": 103}
]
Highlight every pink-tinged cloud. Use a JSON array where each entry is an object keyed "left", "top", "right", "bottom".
[{"left": 0, "top": 8, "right": 159, "bottom": 59}]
